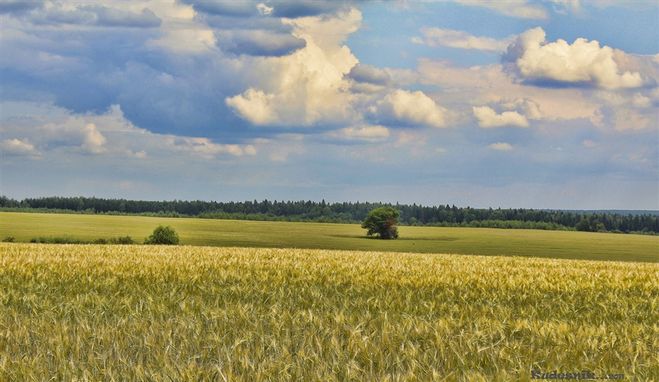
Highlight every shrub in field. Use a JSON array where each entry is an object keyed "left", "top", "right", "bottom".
[
  {"left": 28, "top": 236, "right": 135, "bottom": 245},
  {"left": 2, "top": 236, "right": 15, "bottom": 242},
  {"left": 109, "top": 236, "right": 135, "bottom": 244},
  {"left": 362, "top": 206, "right": 400, "bottom": 239},
  {"left": 30, "top": 237, "right": 84, "bottom": 244},
  {"left": 94, "top": 237, "right": 135, "bottom": 244},
  {"left": 144, "top": 226, "right": 179, "bottom": 245}
]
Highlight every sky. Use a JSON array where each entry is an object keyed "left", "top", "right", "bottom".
[{"left": 0, "top": 0, "right": 657, "bottom": 209}]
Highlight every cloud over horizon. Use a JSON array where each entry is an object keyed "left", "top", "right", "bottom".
[
  {"left": 413, "top": 27, "right": 513, "bottom": 52},
  {"left": 473, "top": 106, "right": 530, "bottom": 128},
  {"left": 505, "top": 27, "right": 646, "bottom": 89}
]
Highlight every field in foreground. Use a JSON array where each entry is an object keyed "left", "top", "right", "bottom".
[
  {"left": 2, "top": 212, "right": 659, "bottom": 262},
  {"left": 0, "top": 244, "right": 657, "bottom": 380}
]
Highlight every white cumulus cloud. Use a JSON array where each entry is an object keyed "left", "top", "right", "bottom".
[
  {"left": 225, "top": 8, "right": 362, "bottom": 127},
  {"left": 594, "top": 90, "right": 657, "bottom": 131},
  {"left": 326, "top": 125, "right": 390, "bottom": 142},
  {"left": 473, "top": 106, "right": 529, "bottom": 128},
  {"left": 166, "top": 136, "right": 256, "bottom": 159},
  {"left": 81, "top": 123, "right": 107, "bottom": 154},
  {"left": 413, "top": 28, "right": 513, "bottom": 52},
  {"left": 417, "top": 60, "right": 604, "bottom": 126},
  {"left": 375, "top": 89, "right": 448, "bottom": 128},
  {"left": 506, "top": 27, "right": 643, "bottom": 89},
  {"left": 0, "top": 138, "right": 39, "bottom": 157},
  {"left": 256, "top": 3, "right": 273, "bottom": 16},
  {"left": 1, "top": 102, "right": 257, "bottom": 160},
  {"left": 225, "top": 89, "right": 276, "bottom": 125}
]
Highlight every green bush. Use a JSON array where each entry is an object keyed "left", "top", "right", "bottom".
[
  {"left": 144, "top": 226, "right": 179, "bottom": 245},
  {"left": 2, "top": 236, "right": 15, "bottom": 243},
  {"left": 362, "top": 207, "right": 400, "bottom": 240},
  {"left": 27, "top": 236, "right": 136, "bottom": 245},
  {"left": 109, "top": 236, "right": 135, "bottom": 245},
  {"left": 29, "top": 237, "right": 84, "bottom": 244},
  {"left": 94, "top": 237, "right": 135, "bottom": 244}
]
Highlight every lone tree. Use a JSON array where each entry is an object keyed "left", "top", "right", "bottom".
[
  {"left": 362, "top": 206, "right": 400, "bottom": 239},
  {"left": 144, "top": 225, "right": 180, "bottom": 245}
]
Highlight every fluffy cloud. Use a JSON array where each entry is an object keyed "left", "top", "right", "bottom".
[
  {"left": 505, "top": 27, "right": 643, "bottom": 89},
  {"left": 473, "top": 106, "right": 529, "bottom": 128},
  {"left": 413, "top": 28, "right": 512, "bottom": 52},
  {"left": 326, "top": 125, "right": 390, "bottom": 142},
  {"left": 0, "top": 138, "right": 39, "bottom": 157},
  {"left": 225, "top": 8, "right": 361, "bottom": 126},
  {"left": 500, "top": 98, "right": 543, "bottom": 120},
  {"left": 86, "top": 6, "right": 161, "bottom": 27},
  {"left": 81, "top": 123, "right": 107, "bottom": 154},
  {"left": 594, "top": 90, "right": 657, "bottom": 131},
  {"left": 0, "top": 102, "right": 256, "bottom": 159},
  {"left": 417, "top": 60, "right": 604, "bottom": 126},
  {"left": 225, "top": 89, "right": 277, "bottom": 125},
  {"left": 11, "top": 115, "right": 110, "bottom": 155},
  {"left": 348, "top": 64, "right": 419, "bottom": 96},
  {"left": 348, "top": 64, "right": 393, "bottom": 86},
  {"left": 488, "top": 142, "right": 513, "bottom": 151},
  {"left": 166, "top": 136, "right": 256, "bottom": 159},
  {"left": 144, "top": 1, "right": 217, "bottom": 55},
  {"left": 374, "top": 90, "right": 448, "bottom": 128},
  {"left": 216, "top": 29, "right": 306, "bottom": 56},
  {"left": 0, "top": 0, "right": 371, "bottom": 141},
  {"left": 257, "top": 3, "right": 273, "bottom": 16},
  {"left": 611, "top": 109, "right": 653, "bottom": 132}
]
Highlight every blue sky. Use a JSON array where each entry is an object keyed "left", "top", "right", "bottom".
[{"left": 0, "top": 0, "right": 657, "bottom": 209}]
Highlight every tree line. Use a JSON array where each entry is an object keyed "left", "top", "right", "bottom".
[{"left": 1, "top": 196, "right": 657, "bottom": 234}]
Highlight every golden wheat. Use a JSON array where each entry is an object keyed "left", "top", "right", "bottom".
[{"left": 0, "top": 243, "right": 657, "bottom": 381}]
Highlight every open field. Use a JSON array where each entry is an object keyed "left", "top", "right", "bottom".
[
  {"left": 1, "top": 211, "right": 658, "bottom": 262},
  {"left": 0, "top": 243, "right": 657, "bottom": 380}
]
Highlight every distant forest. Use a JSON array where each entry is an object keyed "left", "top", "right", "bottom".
[{"left": 1, "top": 196, "right": 658, "bottom": 234}]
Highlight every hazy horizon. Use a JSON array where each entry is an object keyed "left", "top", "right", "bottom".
[{"left": 4, "top": 194, "right": 659, "bottom": 214}]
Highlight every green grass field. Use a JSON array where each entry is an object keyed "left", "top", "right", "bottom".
[
  {"left": 1, "top": 212, "right": 657, "bottom": 262},
  {"left": 1, "top": 244, "right": 657, "bottom": 380}
]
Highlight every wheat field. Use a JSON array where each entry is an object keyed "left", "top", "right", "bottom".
[{"left": 0, "top": 243, "right": 657, "bottom": 380}]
